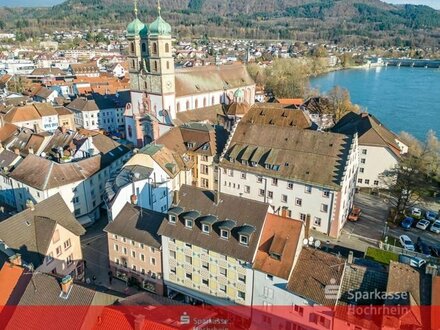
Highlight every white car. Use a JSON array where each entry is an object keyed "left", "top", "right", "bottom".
[
  {"left": 416, "top": 219, "right": 430, "bottom": 230},
  {"left": 430, "top": 220, "right": 440, "bottom": 234},
  {"left": 425, "top": 211, "right": 438, "bottom": 222},
  {"left": 411, "top": 207, "right": 422, "bottom": 217},
  {"left": 399, "top": 235, "right": 415, "bottom": 251}
]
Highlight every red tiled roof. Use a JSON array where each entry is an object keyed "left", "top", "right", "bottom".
[{"left": 0, "top": 262, "right": 25, "bottom": 307}]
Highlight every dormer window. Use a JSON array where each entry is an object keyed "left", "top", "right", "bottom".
[
  {"left": 185, "top": 219, "right": 193, "bottom": 229},
  {"left": 169, "top": 215, "right": 176, "bottom": 224},
  {"left": 220, "top": 229, "right": 229, "bottom": 239},
  {"left": 269, "top": 252, "right": 281, "bottom": 261},
  {"left": 202, "top": 224, "right": 210, "bottom": 234},
  {"left": 239, "top": 235, "right": 249, "bottom": 246}
]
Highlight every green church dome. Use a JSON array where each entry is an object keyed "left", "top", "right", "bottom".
[
  {"left": 234, "top": 88, "right": 244, "bottom": 99},
  {"left": 149, "top": 15, "right": 172, "bottom": 36},
  {"left": 127, "top": 18, "right": 148, "bottom": 37}
]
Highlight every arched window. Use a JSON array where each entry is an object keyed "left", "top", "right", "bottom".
[
  {"left": 132, "top": 59, "right": 135, "bottom": 69},
  {"left": 186, "top": 100, "right": 190, "bottom": 110},
  {"left": 177, "top": 102, "right": 180, "bottom": 112},
  {"left": 128, "top": 125, "right": 132, "bottom": 138},
  {"left": 141, "top": 43, "right": 146, "bottom": 53},
  {"left": 130, "top": 42, "right": 134, "bottom": 53},
  {"left": 211, "top": 96, "right": 215, "bottom": 105},
  {"left": 152, "top": 42, "right": 157, "bottom": 54},
  {"left": 166, "top": 61, "right": 170, "bottom": 70},
  {"left": 144, "top": 81, "right": 148, "bottom": 89},
  {"left": 195, "top": 99, "right": 198, "bottom": 109},
  {"left": 154, "top": 61, "right": 158, "bottom": 72},
  {"left": 165, "top": 43, "right": 170, "bottom": 53},
  {"left": 203, "top": 97, "right": 207, "bottom": 107}
]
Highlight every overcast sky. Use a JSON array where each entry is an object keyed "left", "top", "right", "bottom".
[{"left": 384, "top": 0, "right": 440, "bottom": 9}]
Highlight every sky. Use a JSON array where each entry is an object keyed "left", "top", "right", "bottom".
[{"left": 383, "top": 0, "right": 440, "bottom": 9}]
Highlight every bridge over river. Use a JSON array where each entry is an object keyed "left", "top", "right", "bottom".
[{"left": 382, "top": 58, "right": 440, "bottom": 68}]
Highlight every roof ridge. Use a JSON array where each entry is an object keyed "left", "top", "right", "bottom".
[{"left": 42, "top": 160, "right": 55, "bottom": 190}]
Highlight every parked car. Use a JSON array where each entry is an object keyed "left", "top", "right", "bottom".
[
  {"left": 401, "top": 217, "right": 414, "bottom": 230},
  {"left": 425, "top": 210, "right": 438, "bottom": 222},
  {"left": 416, "top": 219, "right": 430, "bottom": 230},
  {"left": 430, "top": 220, "right": 440, "bottom": 234},
  {"left": 416, "top": 237, "right": 431, "bottom": 256},
  {"left": 348, "top": 207, "right": 362, "bottom": 221},
  {"left": 399, "top": 235, "right": 415, "bottom": 251},
  {"left": 411, "top": 207, "right": 422, "bottom": 218},
  {"left": 398, "top": 255, "right": 426, "bottom": 268}
]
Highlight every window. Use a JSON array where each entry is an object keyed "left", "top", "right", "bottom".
[
  {"left": 202, "top": 278, "right": 209, "bottom": 286},
  {"left": 72, "top": 197, "right": 79, "bottom": 204},
  {"left": 114, "top": 244, "right": 119, "bottom": 252},
  {"left": 314, "top": 217, "right": 322, "bottom": 226},
  {"left": 305, "top": 185, "right": 312, "bottom": 194},
  {"left": 185, "top": 255, "right": 192, "bottom": 264},
  {"left": 241, "top": 173, "right": 246, "bottom": 179},
  {"left": 195, "top": 99, "right": 199, "bottom": 109},
  {"left": 294, "top": 305, "right": 304, "bottom": 316},
  {"left": 228, "top": 169, "right": 234, "bottom": 177},
  {"left": 244, "top": 185, "right": 250, "bottom": 193},
  {"left": 358, "top": 178, "right": 363, "bottom": 184},
  {"left": 154, "top": 61, "right": 158, "bottom": 72},
  {"left": 201, "top": 178, "right": 209, "bottom": 188},
  {"left": 360, "top": 158, "right": 366, "bottom": 164},
  {"left": 287, "top": 182, "right": 293, "bottom": 190},
  {"left": 141, "top": 43, "right": 146, "bottom": 53},
  {"left": 202, "top": 261, "right": 209, "bottom": 270},
  {"left": 152, "top": 42, "right": 157, "bottom": 54},
  {"left": 219, "top": 284, "right": 227, "bottom": 293},
  {"left": 123, "top": 247, "right": 127, "bottom": 255},
  {"left": 185, "top": 272, "right": 192, "bottom": 280},
  {"left": 176, "top": 102, "right": 180, "bottom": 112},
  {"left": 259, "top": 189, "right": 265, "bottom": 197},
  {"left": 266, "top": 274, "right": 273, "bottom": 281},
  {"left": 185, "top": 243, "right": 192, "bottom": 248},
  {"left": 131, "top": 240, "right": 136, "bottom": 246},
  {"left": 74, "top": 208, "right": 81, "bottom": 216},
  {"left": 165, "top": 43, "right": 170, "bottom": 53},
  {"left": 359, "top": 168, "right": 365, "bottom": 173},
  {"left": 220, "top": 229, "right": 229, "bottom": 239},
  {"left": 272, "top": 178, "right": 278, "bottom": 186},
  {"left": 268, "top": 191, "right": 273, "bottom": 199},
  {"left": 170, "top": 250, "right": 176, "bottom": 259},
  {"left": 203, "top": 97, "right": 207, "bottom": 107},
  {"left": 239, "top": 235, "right": 248, "bottom": 245},
  {"left": 66, "top": 254, "right": 73, "bottom": 266},
  {"left": 201, "top": 155, "right": 209, "bottom": 162},
  {"left": 150, "top": 257, "right": 156, "bottom": 265},
  {"left": 263, "top": 286, "right": 274, "bottom": 298},
  {"left": 365, "top": 179, "right": 370, "bottom": 184},
  {"left": 202, "top": 224, "right": 210, "bottom": 234},
  {"left": 185, "top": 219, "right": 193, "bottom": 229},
  {"left": 56, "top": 246, "right": 62, "bottom": 256},
  {"left": 140, "top": 254, "right": 145, "bottom": 262},
  {"left": 257, "top": 177, "right": 263, "bottom": 183},
  {"left": 130, "top": 42, "right": 134, "bottom": 53},
  {"left": 166, "top": 61, "right": 170, "bottom": 70},
  {"left": 281, "top": 195, "right": 288, "bottom": 203},
  {"left": 201, "top": 165, "right": 209, "bottom": 175},
  {"left": 362, "top": 149, "right": 367, "bottom": 155},
  {"left": 237, "top": 291, "right": 245, "bottom": 300},
  {"left": 374, "top": 180, "right": 379, "bottom": 186},
  {"left": 321, "top": 204, "right": 328, "bottom": 213},
  {"left": 323, "top": 190, "right": 330, "bottom": 198},
  {"left": 170, "top": 266, "right": 176, "bottom": 274},
  {"left": 219, "top": 267, "right": 227, "bottom": 277},
  {"left": 238, "top": 274, "right": 246, "bottom": 283},
  {"left": 295, "top": 198, "right": 302, "bottom": 206},
  {"left": 131, "top": 251, "right": 136, "bottom": 258}
]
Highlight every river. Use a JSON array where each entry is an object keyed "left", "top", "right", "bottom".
[{"left": 310, "top": 66, "right": 440, "bottom": 141}]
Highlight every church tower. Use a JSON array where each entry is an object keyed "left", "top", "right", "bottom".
[
  {"left": 144, "top": 1, "right": 176, "bottom": 122},
  {"left": 127, "top": 0, "right": 149, "bottom": 91}
]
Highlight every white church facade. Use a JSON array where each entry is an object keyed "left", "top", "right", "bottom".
[{"left": 124, "top": 2, "right": 256, "bottom": 147}]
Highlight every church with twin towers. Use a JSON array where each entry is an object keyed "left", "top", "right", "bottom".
[{"left": 124, "top": 0, "right": 256, "bottom": 147}]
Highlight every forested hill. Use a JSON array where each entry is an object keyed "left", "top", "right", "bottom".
[{"left": 1, "top": 0, "right": 440, "bottom": 47}]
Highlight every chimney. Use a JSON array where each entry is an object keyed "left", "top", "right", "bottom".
[
  {"left": 14, "top": 148, "right": 20, "bottom": 155},
  {"left": 348, "top": 251, "right": 354, "bottom": 264},
  {"left": 9, "top": 253, "right": 22, "bottom": 266},
  {"left": 61, "top": 275, "right": 73, "bottom": 296},
  {"left": 134, "top": 315, "right": 145, "bottom": 330},
  {"left": 305, "top": 214, "right": 311, "bottom": 238},
  {"left": 28, "top": 147, "right": 34, "bottom": 154},
  {"left": 173, "top": 190, "right": 180, "bottom": 205}
]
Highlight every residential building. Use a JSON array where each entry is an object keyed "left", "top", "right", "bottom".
[
  {"left": 33, "top": 103, "right": 59, "bottom": 132},
  {"left": 0, "top": 193, "right": 86, "bottom": 279},
  {"left": 32, "top": 86, "right": 59, "bottom": 104},
  {"left": 55, "top": 106, "right": 75, "bottom": 130},
  {"left": 252, "top": 214, "right": 304, "bottom": 308},
  {"left": 104, "top": 203, "right": 165, "bottom": 295},
  {"left": 66, "top": 97, "right": 101, "bottom": 130},
  {"left": 220, "top": 105, "right": 359, "bottom": 238},
  {"left": 159, "top": 184, "right": 270, "bottom": 306},
  {"left": 70, "top": 62, "right": 100, "bottom": 78},
  {"left": 1, "top": 103, "right": 62, "bottom": 132},
  {"left": 105, "top": 142, "right": 192, "bottom": 221},
  {"left": 9, "top": 131, "right": 130, "bottom": 226},
  {"left": 332, "top": 112, "right": 408, "bottom": 188}
]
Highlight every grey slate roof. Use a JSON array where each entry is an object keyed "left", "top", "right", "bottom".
[
  {"left": 158, "top": 185, "right": 269, "bottom": 262},
  {"left": 0, "top": 194, "right": 85, "bottom": 268},
  {"left": 104, "top": 203, "right": 164, "bottom": 249}
]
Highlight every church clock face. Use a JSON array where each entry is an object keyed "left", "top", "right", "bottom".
[{"left": 166, "top": 80, "right": 172, "bottom": 89}]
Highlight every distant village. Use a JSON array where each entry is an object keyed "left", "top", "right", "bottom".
[{"left": 0, "top": 5, "right": 438, "bottom": 330}]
